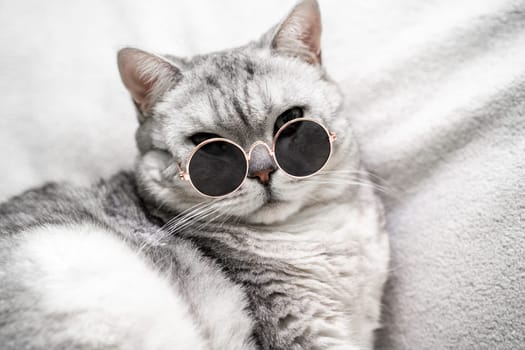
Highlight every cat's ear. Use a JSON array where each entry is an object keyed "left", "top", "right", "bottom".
[
  {"left": 117, "top": 48, "right": 181, "bottom": 116},
  {"left": 269, "top": 0, "right": 322, "bottom": 65}
]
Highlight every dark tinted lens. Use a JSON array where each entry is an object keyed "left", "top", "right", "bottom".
[
  {"left": 274, "top": 120, "right": 331, "bottom": 177},
  {"left": 188, "top": 140, "right": 247, "bottom": 197}
]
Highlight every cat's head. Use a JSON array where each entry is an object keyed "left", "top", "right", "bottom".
[{"left": 117, "top": 0, "right": 359, "bottom": 224}]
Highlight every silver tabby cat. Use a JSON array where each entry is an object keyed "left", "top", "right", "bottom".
[{"left": 0, "top": 1, "right": 389, "bottom": 349}]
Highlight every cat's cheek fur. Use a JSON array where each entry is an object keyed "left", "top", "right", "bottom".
[
  {"left": 6, "top": 224, "right": 208, "bottom": 350},
  {"left": 136, "top": 150, "right": 204, "bottom": 209}
]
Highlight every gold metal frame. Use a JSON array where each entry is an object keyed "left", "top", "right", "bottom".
[{"left": 177, "top": 117, "right": 337, "bottom": 198}]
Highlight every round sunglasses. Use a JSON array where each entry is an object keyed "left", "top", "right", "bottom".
[{"left": 177, "top": 118, "right": 337, "bottom": 198}]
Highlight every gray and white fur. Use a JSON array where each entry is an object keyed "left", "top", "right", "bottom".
[{"left": 0, "top": 1, "right": 389, "bottom": 349}]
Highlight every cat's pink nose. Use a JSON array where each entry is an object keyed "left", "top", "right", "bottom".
[
  {"left": 251, "top": 169, "right": 273, "bottom": 184},
  {"left": 248, "top": 143, "right": 276, "bottom": 185}
]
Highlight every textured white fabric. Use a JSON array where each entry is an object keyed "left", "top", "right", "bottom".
[{"left": 1, "top": 0, "right": 524, "bottom": 348}]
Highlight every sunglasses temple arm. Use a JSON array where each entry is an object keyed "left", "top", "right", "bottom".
[
  {"left": 329, "top": 131, "right": 337, "bottom": 142},
  {"left": 176, "top": 163, "right": 190, "bottom": 181}
]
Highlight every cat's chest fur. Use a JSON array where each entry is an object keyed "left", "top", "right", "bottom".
[
  {"left": 181, "top": 191, "right": 389, "bottom": 350},
  {"left": 0, "top": 174, "right": 388, "bottom": 350}
]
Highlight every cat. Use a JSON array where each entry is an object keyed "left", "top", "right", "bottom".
[{"left": 0, "top": 0, "right": 389, "bottom": 349}]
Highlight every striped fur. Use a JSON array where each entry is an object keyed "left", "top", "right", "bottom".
[{"left": 0, "top": 1, "right": 389, "bottom": 349}]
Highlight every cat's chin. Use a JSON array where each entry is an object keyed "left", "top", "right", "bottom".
[{"left": 244, "top": 199, "right": 303, "bottom": 225}]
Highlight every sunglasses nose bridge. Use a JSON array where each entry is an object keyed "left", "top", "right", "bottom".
[{"left": 247, "top": 141, "right": 277, "bottom": 184}]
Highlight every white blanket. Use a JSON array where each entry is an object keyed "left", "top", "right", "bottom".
[{"left": 1, "top": 0, "right": 524, "bottom": 348}]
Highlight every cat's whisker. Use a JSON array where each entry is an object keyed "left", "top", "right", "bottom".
[
  {"left": 318, "top": 170, "right": 393, "bottom": 186},
  {"left": 167, "top": 205, "right": 222, "bottom": 235},
  {"left": 154, "top": 196, "right": 171, "bottom": 212},
  {"left": 193, "top": 211, "right": 230, "bottom": 234},
  {"left": 301, "top": 179, "right": 393, "bottom": 195},
  {"left": 218, "top": 214, "right": 233, "bottom": 229},
  {"left": 324, "top": 179, "right": 392, "bottom": 192},
  {"left": 387, "top": 261, "right": 408, "bottom": 274},
  {"left": 307, "top": 173, "right": 392, "bottom": 188},
  {"left": 160, "top": 201, "right": 214, "bottom": 232},
  {"left": 157, "top": 202, "right": 208, "bottom": 230},
  {"left": 165, "top": 209, "right": 217, "bottom": 236},
  {"left": 139, "top": 201, "right": 216, "bottom": 251},
  {"left": 305, "top": 180, "right": 386, "bottom": 189},
  {"left": 318, "top": 170, "right": 369, "bottom": 174}
]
